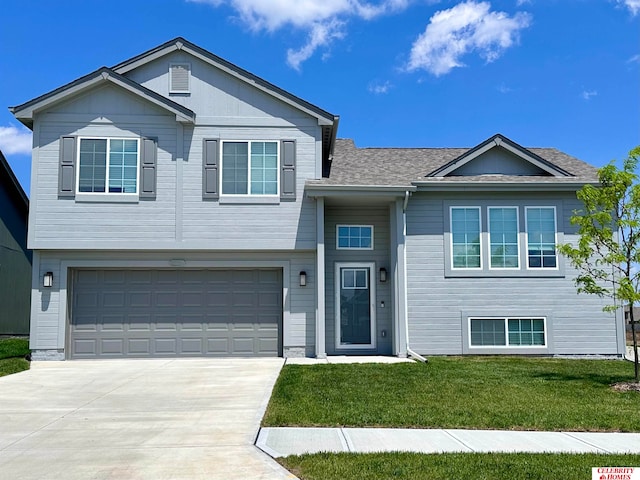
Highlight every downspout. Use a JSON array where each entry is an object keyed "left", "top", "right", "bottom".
[{"left": 402, "top": 190, "right": 427, "bottom": 363}]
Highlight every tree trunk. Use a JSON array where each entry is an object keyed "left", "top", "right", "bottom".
[{"left": 630, "top": 305, "right": 639, "bottom": 382}]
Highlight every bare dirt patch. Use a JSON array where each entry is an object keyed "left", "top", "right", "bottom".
[{"left": 611, "top": 382, "right": 640, "bottom": 393}]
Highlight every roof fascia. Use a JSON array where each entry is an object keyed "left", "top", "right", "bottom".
[
  {"left": 0, "top": 150, "right": 29, "bottom": 209},
  {"left": 428, "top": 134, "right": 572, "bottom": 178},
  {"left": 305, "top": 185, "right": 417, "bottom": 197},
  {"left": 10, "top": 68, "right": 195, "bottom": 127},
  {"left": 412, "top": 181, "right": 597, "bottom": 192},
  {"left": 112, "top": 38, "right": 336, "bottom": 126}
]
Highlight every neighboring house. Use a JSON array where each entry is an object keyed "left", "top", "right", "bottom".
[
  {"left": 0, "top": 150, "right": 31, "bottom": 335},
  {"left": 624, "top": 306, "right": 640, "bottom": 329},
  {"left": 9, "top": 38, "right": 624, "bottom": 360}
]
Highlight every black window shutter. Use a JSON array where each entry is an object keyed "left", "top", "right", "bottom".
[
  {"left": 203, "top": 139, "right": 219, "bottom": 199},
  {"left": 139, "top": 137, "right": 157, "bottom": 199},
  {"left": 58, "top": 136, "right": 76, "bottom": 197},
  {"left": 280, "top": 140, "right": 296, "bottom": 200}
]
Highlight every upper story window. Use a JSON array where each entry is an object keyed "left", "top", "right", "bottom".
[
  {"left": 78, "top": 138, "right": 138, "bottom": 194},
  {"left": 488, "top": 207, "right": 519, "bottom": 269},
  {"left": 526, "top": 207, "right": 557, "bottom": 269},
  {"left": 169, "top": 63, "right": 190, "bottom": 94},
  {"left": 337, "top": 225, "right": 374, "bottom": 250},
  {"left": 221, "top": 141, "right": 279, "bottom": 196},
  {"left": 451, "top": 207, "right": 481, "bottom": 269}
]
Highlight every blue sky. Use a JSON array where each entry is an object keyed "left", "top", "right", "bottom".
[{"left": 1, "top": 0, "right": 638, "bottom": 196}]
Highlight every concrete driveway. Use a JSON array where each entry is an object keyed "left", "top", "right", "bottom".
[{"left": 0, "top": 358, "right": 296, "bottom": 480}]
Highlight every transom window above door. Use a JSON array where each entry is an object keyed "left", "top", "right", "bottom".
[
  {"left": 221, "top": 141, "right": 279, "bottom": 195},
  {"left": 78, "top": 138, "right": 139, "bottom": 194},
  {"left": 337, "top": 225, "right": 374, "bottom": 250}
]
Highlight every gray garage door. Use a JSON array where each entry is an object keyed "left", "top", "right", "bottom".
[{"left": 70, "top": 269, "right": 282, "bottom": 359}]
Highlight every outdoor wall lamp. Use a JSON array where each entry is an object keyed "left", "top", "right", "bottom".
[
  {"left": 43, "top": 272, "right": 53, "bottom": 288},
  {"left": 379, "top": 268, "right": 387, "bottom": 283},
  {"left": 299, "top": 271, "right": 307, "bottom": 287}
]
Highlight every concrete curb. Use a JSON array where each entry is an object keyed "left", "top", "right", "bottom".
[{"left": 257, "top": 427, "right": 640, "bottom": 458}]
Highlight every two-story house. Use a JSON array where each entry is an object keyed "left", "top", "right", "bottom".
[{"left": 10, "top": 38, "right": 624, "bottom": 360}]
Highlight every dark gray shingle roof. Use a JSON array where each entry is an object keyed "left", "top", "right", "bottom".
[{"left": 310, "top": 138, "right": 599, "bottom": 187}]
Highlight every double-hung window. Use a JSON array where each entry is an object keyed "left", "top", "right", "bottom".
[
  {"left": 78, "top": 138, "right": 139, "bottom": 194},
  {"left": 526, "top": 207, "right": 557, "bottom": 269},
  {"left": 221, "top": 141, "right": 278, "bottom": 195},
  {"left": 488, "top": 207, "right": 519, "bottom": 269},
  {"left": 451, "top": 207, "right": 481, "bottom": 269}
]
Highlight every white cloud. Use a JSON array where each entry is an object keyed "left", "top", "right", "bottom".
[
  {"left": 406, "top": 1, "right": 531, "bottom": 76},
  {"left": 618, "top": 0, "right": 640, "bottom": 15},
  {"left": 516, "top": 0, "right": 531, "bottom": 5},
  {"left": 627, "top": 54, "right": 640, "bottom": 64},
  {"left": 581, "top": 90, "right": 598, "bottom": 100},
  {"left": 368, "top": 80, "right": 392, "bottom": 94},
  {"left": 287, "top": 19, "right": 346, "bottom": 70},
  {"left": 0, "top": 125, "right": 32, "bottom": 155},
  {"left": 497, "top": 82, "right": 512, "bottom": 93},
  {"left": 189, "top": 0, "right": 410, "bottom": 69}
]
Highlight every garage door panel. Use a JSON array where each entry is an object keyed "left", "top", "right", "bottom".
[
  {"left": 76, "top": 292, "right": 99, "bottom": 309},
  {"left": 101, "top": 339, "right": 124, "bottom": 355},
  {"left": 156, "top": 292, "right": 178, "bottom": 307},
  {"left": 73, "top": 339, "right": 97, "bottom": 356},
  {"left": 103, "top": 270, "right": 126, "bottom": 284},
  {"left": 128, "top": 339, "right": 151, "bottom": 355},
  {"left": 154, "top": 338, "right": 177, "bottom": 354},
  {"left": 180, "top": 338, "right": 203, "bottom": 354},
  {"left": 70, "top": 269, "right": 282, "bottom": 358}
]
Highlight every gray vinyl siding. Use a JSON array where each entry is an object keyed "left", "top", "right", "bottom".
[
  {"left": 405, "top": 191, "right": 620, "bottom": 356},
  {"left": 180, "top": 125, "right": 318, "bottom": 250},
  {"left": 29, "top": 63, "right": 322, "bottom": 251},
  {"left": 324, "top": 206, "right": 393, "bottom": 355},
  {"left": 124, "top": 52, "right": 319, "bottom": 127},
  {"left": 29, "top": 250, "right": 316, "bottom": 355}
]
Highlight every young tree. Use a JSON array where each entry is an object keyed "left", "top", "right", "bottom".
[{"left": 559, "top": 147, "right": 640, "bottom": 382}]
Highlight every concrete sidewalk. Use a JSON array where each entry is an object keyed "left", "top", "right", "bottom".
[{"left": 257, "top": 427, "right": 640, "bottom": 457}]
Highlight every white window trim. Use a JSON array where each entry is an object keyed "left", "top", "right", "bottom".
[
  {"left": 525, "top": 206, "right": 558, "bottom": 271},
  {"left": 75, "top": 137, "right": 140, "bottom": 196},
  {"left": 488, "top": 206, "right": 520, "bottom": 270},
  {"left": 468, "top": 316, "right": 548, "bottom": 349},
  {"left": 336, "top": 224, "right": 374, "bottom": 250},
  {"left": 219, "top": 140, "right": 280, "bottom": 197},
  {"left": 335, "top": 262, "right": 377, "bottom": 350},
  {"left": 169, "top": 62, "right": 191, "bottom": 94},
  {"left": 450, "top": 206, "right": 483, "bottom": 270}
]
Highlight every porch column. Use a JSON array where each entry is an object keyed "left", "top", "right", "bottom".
[{"left": 315, "top": 197, "right": 327, "bottom": 358}]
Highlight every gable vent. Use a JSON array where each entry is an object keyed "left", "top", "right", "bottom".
[{"left": 170, "top": 63, "right": 190, "bottom": 93}]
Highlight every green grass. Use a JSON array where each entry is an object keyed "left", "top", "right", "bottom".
[
  {"left": 0, "top": 338, "right": 30, "bottom": 359},
  {"left": 263, "top": 357, "right": 640, "bottom": 431},
  {"left": 279, "top": 453, "right": 640, "bottom": 480},
  {"left": 0, "top": 338, "right": 30, "bottom": 377}
]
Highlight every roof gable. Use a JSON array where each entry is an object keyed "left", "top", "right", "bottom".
[
  {"left": 427, "top": 134, "right": 573, "bottom": 178},
  {"left": 111, "top": 37, "right": 336, "bottom": 127},
  {"left": 9, "top": 67, "right": 196, "bottom": 129}
]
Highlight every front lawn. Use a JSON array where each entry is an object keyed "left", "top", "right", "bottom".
[
  {"left": 263, "top": 357, "right": 640, "bottom": 431},
  {"left": 279, "top": 452, "right": 640, "bottom": 480},
  {"left": 0, "top": 337, "right": 30, "bottom": 377}
]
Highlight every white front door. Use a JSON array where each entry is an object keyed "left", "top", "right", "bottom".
[{"left": 335, "top": 262, "right": 376, "bottom": 350}]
